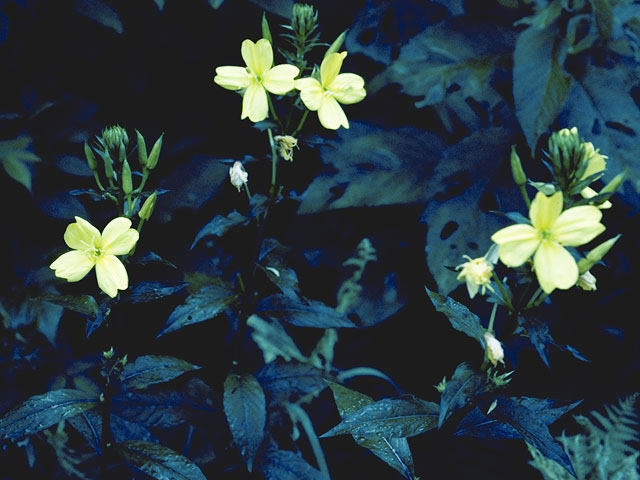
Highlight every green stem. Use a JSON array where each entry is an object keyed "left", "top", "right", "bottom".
[
  {"left": 532, "top": 291, "right": 549, "bottom": 307},
  {"left": 492, "top": 271, "right": 514, "bottom": 311},
  {"left": 519, "top": 184, "right": 531, "bottom": 209},
  {"left": 134, "top": 170, "right": 149, "bottom": 194},
  {"left": 267, "top": 93, "right": 280, "bottom": 125},
  {"left": 268, "top": 128, "right": 278, "bottom": 195},
  {"left": 92, "top": 171, "right": 105, "bottom": 191},
  {"left": 487, "top": 302, "right": 498, "bottom": 334},
  {"left": 525, "top": 287, "right": 543, "bottom": 309},
  {"left": 243, "top": 181, "right": 252, "bottom": 201},
  {"left": 291, "top": 109, "right": 309, "bottom": 137}
]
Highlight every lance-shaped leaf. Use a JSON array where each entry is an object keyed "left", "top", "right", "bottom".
[
  {"left": 86, "top": 296, "right": 115, "bottom": 337},
  {"left": 257, "top": 294, "right": 356, "bottom": 328},
  {"left": 0, "top": 389, "right": 99, "bottom": 440},
  {"left": 439, "top": 362, "right": 489, "bottom": 428},
  {"left": 258, "top": 448, "right": 324, "bottom": 480},
  {"left": 425, "top": 288, "right": 485, "bottom": 343},
  {"left": 327, "top": 382, "right": 415, "bottom": 477},
  {"left": 248, "top": 315, "right": 307, "bottom": 364},
  {"left": 158, "top": 284, "right": 239, "bottom": 337},
  {"left": 116, "top": 440, "right": 206, "bottom": 480},
  {"left": 256, "top": 361, "right": 328, "bottom": 399},
  {"left": 121, "top": 355, "right": 200, "bottom": 390},
  {"left": 38, "top": 294, "right": 99, "bottom": 316},
  {"left": 127, "top": 282, "right": 188, "bottom": 303},
  {"left": 223, "top": 373, "right": 266, "bottom": 472},
  {"left": 322, "top": 394, "right": 438, "bottom": 439},
  {"left": 191, "top": 210, "right": 250, "bottom": 249}
]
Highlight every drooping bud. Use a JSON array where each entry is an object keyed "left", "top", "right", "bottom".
[
  {"left": 576, "top": 270, "right": 597, "bottom": 291},
  {"left": 325, "top": 29, "right": 347, "bottom": 58},
  {"left": 483, "top": 332, "right": 505, "bottom": 366},
  {"left": 122, "top": 159, "right": 133, "bottom": 195},
  {"left": 136, "top": 129, "right": 148, "bottom": 167},
  {"left": 145, "top": 133, "right": 164, "bottom": 170},
  {"left": 229, "top": 161, "right": 248, "bottom": 192},
  {"left": 138, "top": 190, "right": 157, "bottom": 220},
  {"left": 84, "top": 141, "right": 97, "bottom": 171},
  {"left": 510, "top": 145, "right": 527, "bottom": 186},
  {"left": 274, "top": 135, "right": 299, "bottom": 161},
  {"left": 577, "top": 234, "right": 621, "bottom": 273}
]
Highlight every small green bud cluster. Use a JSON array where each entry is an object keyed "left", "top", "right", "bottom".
[
  {"left": 280, "top": 3, "right": 323, "bottom": 71},
  {"left": 83, "top": 125, "right": 163, "bottom": 221},
  {"left": 545, "top": 127, "right": 597, "bottom": 196}
]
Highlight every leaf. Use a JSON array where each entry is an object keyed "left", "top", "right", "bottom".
[
  {"left": 425, "top": 288, "right": 485, "bottom": 343},
  {"left": 256, "top": 361, "right": 328, "bottom": 398},
  {"left": 454, "top": 406, "right": 522, "bottom": 439},
  {"left": 0, "top": 389, "right": 98, "bottom": 441},
  {"left": 86, "top": 296, "right": 115, "bottom": 337},
  {"left": 207, "top": 0, "right": 224, "bottom": 8},
  {"left": 11, "top": 297, "right": 63, "bottom": 346},
  {"left": 327, "top": 382, "right": 415, "bottom": 477},
  {"left": 439, "top": 362, "right": 489, "bottom": 428},
  {"left": 247, "top": 315, "right": 307, "bottom": 364},
  {"left": 514, "top": 25, "right": 572, "bottom": 151},
  {"left": 259, "top": 448, "right": 324, "bottom": 480},
  {"left": 322, "top": 395, "right": 439, "bottom": 439},
  {"left": 121, "top": 355, "right": 200, "bottom": 390},
  {"left": 0, "top": 136, "right": 40, "bottom": 192},
  {"left": 127, "top": 282, "right": 188, "bottom": 303},
  {"left": 158, "top": 284, "right": 239, "bottom": 336},
  {"left": 38, "top": 294, "right": 99, "bottom": 316},
  {"left": 132, "top": 251, "right": 177, "bottom": 269},
  {"left": 223, "top": 373, "right": 266, "bottom": 472},
  {"left": 74, "top": 0, "right": 123, "bottom": 34},
  {"left": 591, "top": 0, "right": 613, "bottom": 42},
  {"left": 190, "top": 211, "right": 250, "bottom": 249},
  {"left": 519, "top": 313, "right": 555, "bottom": 368},
  {"left": 116, "top": 440, "right": 206, "bottom": 480},
  {"left": 153, "top": 0, "right": 164, "bottom": 10},
  {"left": 257, "top": 294, "right": 356, "bottom": 328}
]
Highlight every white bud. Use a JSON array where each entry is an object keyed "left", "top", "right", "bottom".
[
  {"left": 483, "top": 332, "right": 504, "bottom": 366},
  {"left": 229, "top": 161, "right": 248, "bottom": 192}
]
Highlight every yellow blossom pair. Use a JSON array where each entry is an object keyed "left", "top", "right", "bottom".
[
  {"left": 491, "top": 191, "right": 605, "bottom": 293},
  {"left": 214, "top": 39, "right": 366, "bottom": 130},
  {"left": 50, "top": 217, "right": 138, "bottom": 298}
]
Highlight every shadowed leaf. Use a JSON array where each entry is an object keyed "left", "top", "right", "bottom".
[
  {"left": 128, "top": 282, "right": 188, "bottom": 303},
  {"left": 257, "top": 294, "right": 355, "bottom": 328},
  {"left": 116, "top": 441, "right": 206, "bottom": 480},
  {"left": 439, "top": 362, "right": 489, "bottom": 428},
  {"left": 121, "top": 355, "right": 200, "bottom": 390},
  {"left": 258, "top": 448, "right": 324, "bottom": 480},
  {"left": 426, "top": 288, "right": 485, "bottom": 343}
]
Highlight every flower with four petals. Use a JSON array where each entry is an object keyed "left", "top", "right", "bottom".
[
  {"left": 491, "top": 191, "right": 605, "bottom": 293},
  {"left": 50, "top": 216, "right": 139, "bottom": 298}
]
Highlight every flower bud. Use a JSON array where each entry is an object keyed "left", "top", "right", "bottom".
[
  {"left": 138, "top": 190, "right": 157, "bottom": 220},
  {"left": 136, "top": 129, "right": 148, "bottom": 167},
  {"left": 483, "top": 332, "right": 505, "bottom": 366},
  {"left": 325, "top": 29, "right": 347, "bottom": 58},
  {"left": 599, "top": 170, "right": 626, "bottom": 195},
  {"left": 292, "top": 3, "right": 317, "bottom": 37},
  {"left": 118, "top": 140, "right": 126, "bottom": 164},
  {"left": 274, "top": 135, "right": 298, "bottom": 161},
  {"left": 510, "top": 145, "right": 527, "bottom": 186},
  {"left": 122, "top": 159, "right": 133, "bottom": 195},
  {"left": 577, "top": 234, "right": 620, "bottom": 273},
  {"left": 145, "top": 133, "right": 163, "bottom": 170},
  {"left": 261, "top": 13, "right": 272, "bottom": 45},
  {"left": 101, "top": 125, "right": 129, "bottom": 151},
  {"left": 229, "top": 161, "right": 248, "bottom": 192},
  {"left": 84, "top": 141, "right": 97, "bottom": 171},
  {"left": 100, "top": 149, "right": 115, "bottom": 180},
  {"left": 576, "top": 270, "right": 597, "bottom": 291}
]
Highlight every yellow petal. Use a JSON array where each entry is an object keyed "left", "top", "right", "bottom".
[
  {"left": 95, "top": 254, "right": 128, "bottom": 298},
  {"left": 580, "top": 186, "right": 612, "bottom": 209},
  {"left": 214, "top": 66, "right": 251, "bottom": 90},
  {"left": 241, "top": 83, "right": 268, "bottom": 122},
  {"left": 50, "top": 250, "right": 95, "bottom": 282},
  {"left": 533, "top": 239, "right": 578, "bottom": 293},
  {"left": 318, "top": 96, "right": 349, "bottom": 130},
  {"left": 295, "top": 78, "right": 324, "bottom": 111},
  {"left": 491, "top": 224, "right": 540, "bottom": 266},
  {"left": 581, "top": 142, "right": 606, "bottom": 179},
  {"left": 529, "top": 191, "right": 562, "bottom": 231},
  {"left": 64, "top": 216, "right": 100, "bottom": 250},
  {"left": 329, "top": 73, "right": 366, "bottom": 104},
  {"left": 320, "top": 52, "right": 347, "bottom": 87},
  {"left": 551, "top": 205, "right": 605, "bottom": 247},
  {"left": 241, "top": 38, "right": 272, "bottom": 75},
  {"left": 101, "top": 217, "right": 138, "bottom": 255},
  {"left": 262, "top": 64, "right": 299, "bottom": 95}
]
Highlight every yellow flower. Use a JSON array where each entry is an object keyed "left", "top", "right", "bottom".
[
  {"left": 50, "top": 217, "right": 139, "bottom": 298},
  {"left": 491, "top": 191, "right": 605, "bottom": 293},
  {"left": 456, "top": 256, "right": 494, "bottom": 299},
  {"left": 579, "top": 142, "right": 611, "bottom": 208},
  {"left": 294, "top": 52, "right": 366, "bottom": 130},
  {"left": 214, "top": 39, "right": 299, "bottom": 122}
]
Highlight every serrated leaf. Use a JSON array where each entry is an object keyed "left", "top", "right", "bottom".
[
  {"left": 74, "top": 0, "right": 123, "bottom": 34},
  {"left": 322, "top": 394, "right": 438, "bottom": 439},
  {"left": 514, "top": 25, "right": 572, "bottom": 150},
  {"left": 116, "top": 440, "right": 206, "bottom": 480},
  {"left": 327, "top": 382, "right": 414, "bottom": 477},
  {"left": 191, "top": 211, "right": 250, "bottom": 249},
  {"left": 257, "top": 294, "right": 355, "bottom": 328},
  {"left": 247, "top": 315, "right": 307, "bottom": 364},
  {"left": 519, "top": 313, "right": 555, "bottom": 368},
  {"left": 454, "top": 406, "right": 522, "bottom": 439},
  {"left": 223, "top": 373, "right": 266, "bottom": 472},
  {"left": 0, "top": 389, "right": 98, "bottom": 441},
  {"left": 425, "top": 288, "right": 485, "bottom": 343},
  {"left": 259, "top": 448, "right": 324, "bottom": 480},
  {"left": 121, "top": 355, "right": 200, "bottom": 390},
  {"left": 38, "top": 294, "right": 99, "bottom": 316},
  {"left": 439, "top": 362, "right": 489, "bottom": 428},
  {"left": 158, "top": 285, "right": 239, "bottom": 336},
  {"left": 127, "top": 282, "right": 188, "bottom": 303},
  {"left": 256, "top": 361, "right": 327, "bottom": 398}
]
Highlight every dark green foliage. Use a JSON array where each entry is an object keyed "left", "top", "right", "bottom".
[
  {"left": 426, "top": 288, "right": 485, "bottom": 344},
  {"left": 120, "top": 355, "right": 200, "bottom": 390},
  {"left": 258, "top": 448, "right": 325, "bottom": 480},
  {"left": 256, "top": 294, "right": 356, "bottom": 328},
  {"left": 438, "top": 362, "right": 490, "bottom": 428},
  {"left": 115, "top": 440, "right": 206, "bottom": 480}
]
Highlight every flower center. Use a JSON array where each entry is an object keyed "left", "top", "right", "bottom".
[{"left": 80, "top": 235, "right": 102, "bottom": 259}]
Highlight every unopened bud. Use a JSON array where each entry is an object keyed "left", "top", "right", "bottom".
[
  {"left": 101, "top": 150, "right": 115, "bottom": 180},
  {"left": 136, "top": 129, "right": 148, "bottom": 167},
  {"left": 146, "top": 133, "right": 163, "bottom": 170},
  {"left": 325, "top": 29, "right": 347, "bottom": 58},
  {"left": 577, "top": 234, "right": 621, "bottom": 273},
  {"left": 118, "top": 140, "right": 126, "bottom": 164},
  {"left": 292, "top": 3, "right": 317, "bottom": 37},
  {"left": 483, "top": 332, "right": 504, "bottom": 366},
  {"left": 122, "top": 159, "right": 133, "bottom": 195},
  {"left": 102, "top": 125, "right": 128, "bottom": 151},
  {"left": 599, "top": 170, "right": 626, "bottom": 195},
  {"left": 138, "top": 190, "right": 157, "bottom": 220},
  {"left": 576, "top": 270, "right": 597, "bottom": 291},
  {"left": 229, "top": 161, "right": 248, "bottom": 192},
  {"left": 103, "top": 346, "right": 114, "bottom": 359},
  {"left": 84, "top": 142, "right": 97, "bottom": 170},
  {"left": 510, "top": 145, "right": 527, "bottom": 186},
  {"left": 261, "top": 13, "right": 272, "bottom": 45}
]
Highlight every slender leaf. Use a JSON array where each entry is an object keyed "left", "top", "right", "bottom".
[
  {"left": 121, "top": 355, "right": 200, "bottom": 390},
  {"left": 191, "top": 211, "right": 250, "bottom": 249},
  {"left": 223, "top": 373, "right": 266, "bottom": 472},
  {"left": 256, "top": 361, "right": 328, "bottom": 398},
  {"left": 74, "top": 0, "right": 123, "bottom": 34},
  {"left": 38, "top": 294, "right": 99, "bottom": 316},
  {"left": 86, "top": 296, "right": 115, "bottom": 337},
  {"left": 116, "top": 440, "right": 206, "bottom": 480},
  {"left": 257, "top": 294, "right": 356, "bottom": 328},
  {"left": 425, "top": 288, "right": 485, "bottom": 343},
  {"left": 439, "top": 362, "right": 489, "bottom": 428},
  {"left": 128, "top": 282, "right": 188, "bottom": 303},
  {"left": 248, "top": 315, "right": 307, "bottom": 364},
  {"left": 0, "top": 389, "right": 98, "bottom": 440}
]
